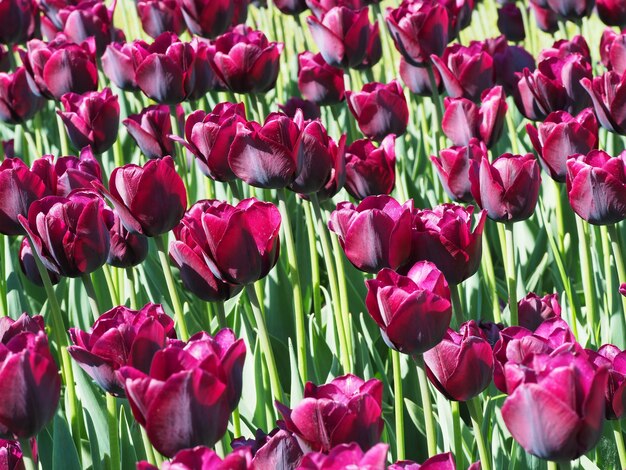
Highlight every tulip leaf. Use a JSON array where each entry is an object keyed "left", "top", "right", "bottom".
[
  {"left": 52, "top": 412, "right": 81, "bottom": 470},
  {"left": 288, "top": 338, "right": 303, "bottom": 403},
  {"left": 84, "top": 411, "right": 103, "bottom": 470},
  {"left": 74, "top": 366, "right": 110, "bottom": 455},
  {"left": 119, "top": 405, "right": 138, "bottom": 470}
]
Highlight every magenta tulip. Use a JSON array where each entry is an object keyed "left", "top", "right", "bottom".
[
  {"left": 232, "top": 429, "right": 304, "bottom": 469},
  {"left": 179, "top": 0, "right": 234, "bottom": 38},
  {"left": 599, "top": 29, "right": 626, "bottom": 75},
  {"left": 297, "top": 51, "right": 345, "bottom": 106},
  {"left": 19, "top": 237, "right": 61, "bottom": 286},
  {"left": 101, "top": 42, "right": 141, "bottom": 91},
  {"left": 0, "top": 439, "right": 24, "bottom": 470},
  {"left": 581, "top": 71, "right": 626, "bottom": 136},
  {"left": 123, "top": 104, "right": 175, "bottom": 160},
  {"left": 517, "top": 293, "right": 562, "bottom": 331},
  {"left": 621, "top": 283, "right": 626, "bottom": 297},
  {"left": 431, "top": 139, "right": 487, "bottom": 202},
  {"left": 0, "top": 0, "right": 38, "bottom": 45},
  {"left": 587, "top": 344, "right": 626, "bottom": 419},
  {"left": 56, "top": 0, "right": 115, "bottom": 56},
  {"left": 138, "top": 447, "right": 252, "bottom": 470},
  {"left": 136, "top": 0, "right": 186, "bottom": 38},
  {"left": 389, "top": 452, "right": 457, "bottom": 470},
  {"left": 345, "top": 135, "right": 396, "bottom": 200},
  {"left": 298, "top": 443, "right": 388, "bottom": 470},
  {"left": 278, "top": 98, "right": 321, "bottom": 121},
  {"left": 597, "top": 0, "right": 626, "bottom": 27}
]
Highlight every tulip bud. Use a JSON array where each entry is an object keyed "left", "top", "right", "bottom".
[
  {"left": 180, "top": 0, "right": 234, "bottom": 38},
  {"left": 581, "top": 71, "right": 626, "bottom": 135},
  {"left": 389, "top": 452, "right": 459, "bottom": 470},
  {"left": 345, "top": 135, "right": 396, "bottom": 200},
  {"left": 44, "top": 148, "right": 103, "bottom": 197},
  {"left": 431, "top": 139, "right": 487, "bottom": 202},
  {"left": 101, "top": 42, "right": 141, "bottom": 91},
  {"left": 538, "top": 36, "right": 591, "bottom": 63},
  {"left": 123, "top": 104, "right": 175, "bottom": 160},
  {"left": 529, "top": 0, "right": 558, "bottom": 33},
  {"left": 103, "top": 208, "right": 149, "bottom": 268},
  {"left": 597, "top": 0, "right": 626, "bottom": 27},
  {"left": 232, "top": 429, "right": 304, "bottom": 469},
  {"left": 298, "top": 443, "right": 389, "bottom": 470},
  {"left": 297, "top": 51, "right": 345, "bottom": 106},
  {"left": 599, "top": 30, "right": 626, "bottom": 75},
  {"left": 136, "top": 0, "right": 186, "bottom": 38},
  {"left": 278, "top": 97, "right": 321, "bottom": 121},
  {"left": 273, "top": 0, "right": 307, "bottom": 15},
  {"left": 305, "top": 0, "right": 363, "bottom": 19},
  {"left": 497, "top": 4, "right": 525, "bottom": 42},
  {"left": 0, "top": 0, "right": 38, "bottom": 45},
  {"left": 137, "top": 447, "right": 253, "bottom": 470},
  {"left": 356, "top": 21, "right": 382, "bottom": 70},
  {"left": 587, "top": 344, "right": 626, "bottom": 420},
  {"left": 0, "top": 67, "right": 45, "bottom": 125},
  {"left": 487, "top": 37, "right": 536, "bottom": 95},
  {"left": 19, "top": 237, "right": 61, "bottom": 286},
  {"left": 517, "top": 293, "right": 562, "bottom": 331}
]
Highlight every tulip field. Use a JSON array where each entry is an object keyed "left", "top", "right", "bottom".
[{"left": 2, "top": 0, "right": 626, "bottom": 468}]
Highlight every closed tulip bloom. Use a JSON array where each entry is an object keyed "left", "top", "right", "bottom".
[
  {"left": 470, "top": 153, "right": 541, "bottom": 223},
  {"left": 278, "top": 98, "right": 321, "bottom": 121},
  {"left": 20, "top": 38, "right": 99, "bottom": 100},
  {"left": 276, "top": 374, "right": 384, "bottom": 452},
  {"left": 529, "top": 0, "right": 558, "bottom": 33},
  {"left": 0, "top": 439, "right": 24, "bottom": 470},
  {"left": 366, "top": 261, "right": 452, "bottom": 355},
  {"left": 399, "top": 58, "right": 442, "bottom": 96},
  {"left": 97, "top": 156, "right": 187, "bottom": 237},
  {"left": 545, "top": 0, "right": 593, "bottom": 20},
  {"left": 501, "top": 346, "right": 608, "bottom": 461},
  {"left": 487, "top": 38, "right": 536, "bottom": 95},
  {"left": 19, "top": 237, "right": 61, "bottom": 286},
  {"left": 328, "top": 195, "right": 412, "bottom": 273},
  {"left": 0, "top": 0, "right": 38, "bottom": 45},
  {"left": 526, "top": 109, "right": 598, "bottom": 182},
  {"left": 566, "top": 150, "right": 626, "bottom": 225},
  {"left": 124, "top": 105, "right": 175, "bottom": 160},
  {"left": 411, "top": 204, "right": 487, "bottom": 285},
  {"left": 229, "top": 112, "right": 301, "bottom": 189},
  {"left": 138, "top": 447, "right": 252, "bottom": 470},
  {"left": 597, "top": 0, "right": 626, "bottom": 27},
  {"left": 518, "top": 293, "right": 562, "bottom": 331},
  {"left": 346, "top": 80, "right": 408, "bottom": 141},
  {"left": 67, "top": 303, "right": 176, "bottom": 396},
  {"left": 136, "top": 0, "right": 186, "bottom": 38},
  {"left": 103, "top": 208, "right": 149, "bottom": 268},
  {"left": 581, "top": 71, "right": 626, "bottom": 135},
  {"left": 386, "top": 0, "right": 449, "bottom": 67},
  {"left": 497, "top": 4, "right": 525, "bottom": 42},
  {"left": 298, "top": 443, "right": 388, "bottom": 470},
  {"left": 56, "top": 0, "right": 115, "bottom": 56},
  {"left": 211, "top": 26, "right": 283, "bottom": 94},
  {"left": 431, "top": 139, "right": 487, "bottom": 202},
  {"left": 0, "top": 67, "right": 45, "bottom": 125},
  {"left": 599, "top": 30, "right": 626, "bottom": 75},
  {"left": 273, "top": 0, "right": 307, "bottom": 14},
  {"left": 231, "top": 428, "right": 304, "bottom": 469},
  {"left": 441, "top": 86, "right": 507, "bottom": 149},
  {"left": 355, "top": 21, "right": 382, "bottom": 70},
  {"left": 389, "top": 452, "right": 457, "bottom": 470},
  {"left": 58, "top": 88, "right": 120, "bottom": 154},
  {"left": 180, "top": 0, "right": 234, "bottom": 38},
  {"left": 119, "top": 330, "right": 246, "bottom": 457},
  {"left": 305, "top": 0, "right": 363, "bottom": 19},
  {"left": 345, "top": 135, "right": 396, "bottom": 200},
  {"left": 307, "top": 7, "right": 372, "bottom": 69},
  {"left": 38, "top": 148, "right": 103, "bottom": 197},
  {"left": 587, "top": 344, "right": 626, "bottom": 420},
  {"left": 101, "top": 42, "right": 141, "bottom": 91},
  {"left": 538, "top": 35, "right": 591, "bottom": 62},
  {"left": 297, "top": 52, "right": 345, "bottom": 106}
]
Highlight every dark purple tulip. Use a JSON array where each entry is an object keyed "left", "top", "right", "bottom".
[
  {"left": 96, "top": 156, "right": 186, "bottom": 237},
  {"left": 587, "top": 344, "right": 626, "bottom": 420},
  {"left": 56, "top": 0, "right": 115, "bottom": 56},
  {"left": 470, "top": 153, "right": 541, "bottom": 223},
  {"left": 136, "top": 0, "right": 186, "bottom": 38},
  {"left": 0, "top": 67, "right": 45, "bottom": 125},
  {"left": 386, "top": 0, "right": 450, "bottom": 67},
  {"left": 345, "top": 135, "right": 396, "bottom": 200},
  {"left": 328, "top": 195, "right": 413, "bottom": 273},
  {"left": 597, "top": 0, "right": 626, "bottom": 27},
  {"left": 545, "top": 0, "right": 593, "bottom": 20},
  {"left": 119, "top": 330, "right": 246, "bottom": 457},
  {"left": 526, "top": 109, "right": 598, "bottom": 182},
  {"left": 306, "top": 7, "right": 372, "bottom": 69},
  {"left": 566, "top": 150, "right": 626, "bottom": 225},
  {"left": 232, "top": 429, "right": 304, "bottom": 469},
  {"left": 517, "top": 293, "right": 562, "bottom": 331},
  {"left": 478, "top": 320, "right": 504, "bottom": 348},
  {"left": 486, "top": 37, "right": 536, "bottom": 95},
  {"left": 497, "top": 4, "right": 525, "bottom": 42},
  {"left": 441, "top": 86, "right": 507, "bottom": 149},
  {"left": 501, "top": 346, "right": 608, "bottom": 461},
  {"left": 431, "top": 43, "right": 495, "bottom": 102},
  {"left": 229, "top": 112, "right": 301, "bottom": 189},
  {"left": 101, "top": 42, "right": 139, "bottom": 91},
  {"left": 2, "top": 139, "right": 14, "bottom": 158},
  {"left": 399, "top": 58, "right": 442, "bottom": 96},
  {"left": 529, "top": 0, "right": 558, "bottom": 33},
  {"left": 172, "top": 102, "right": 245, "bottom": 182},
  {"left": 103, "top": 208, "right": 149, "bottom": 268},
  {"left": 20, "top": 38, "right": 99, "bottom": 100},
  {"left": 273, "top": 0, "right": 307, "bottom": 14},
  {"left": 278, "top": 98, "right": 321, "bottom": 121},
  {"left": 123, "top": 104, "right": 175, "bottom": 160},
  {"left": 0, "top": 0, "right": 38, "bottom": 45},
  {"left": 346, "top": 80, "right": 408, "bottom": 141},
  {"left": 365, "top": 261, "right": 453, "bottom": 355},
  {"left": 67, "top": 303, "right": 176, "bottom": 396},
  {"left": 211, "top": 26, "right": 283, "bottom": 94},
  {"left": 297, "top": 51, "right": 345, "bottom": 106},
  {"left": 180, "top": 0, "right": 234, "bottom": 38},
  {"left": 0, "top": 439, "right": 24, "bottom": 470},
  {"left": 19, "top": 237, "right": 60, "bottom": 286},
  {"left": 580, "top": 71, "right": 626, "bottom": 135},
  {"left": 298, "top": 443, "right": 388, "bottom": 470},
  {"left": 276, "top": 374, "right": 384, "bottom": 452},
  {"left": 411, "top": 204, "right": 487, "bottom": 285},
  {"left": 389, "top": 452, "right": 458, "bottom": 470},
  {"left": 431, "top": 139, "right": 487, "bottom": 202},
  {"left": 57, "top": 88, "right": 120, "bottom": 154},
  {"left": 424, "top": 320, "right": 493, "bottom": 401},
  {"left": 20, "top": 191, "right": 110, "bottom": 277},
  {"left": 137, "top": 447, "right": 252, "bottom": 470}
]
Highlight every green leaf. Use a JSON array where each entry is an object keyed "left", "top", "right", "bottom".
[{"left": 52, "top": 412, "right": 81, "bottom": 470}]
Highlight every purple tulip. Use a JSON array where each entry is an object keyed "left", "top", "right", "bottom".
[
  {"left": 278, "top": 98, "right": 321, "bottom": 121},
  {"left": 328, "top": 195, "right": 413, "bottom": 273},
  {"left": 273, "top": 0, "right": 307, "bottom": 14},
  {"left": 276, "top": 374, "right": 384, "bottom": 452},
  {"left": 0, "top": 0, "right": 38, "bottom": 45},
  {"left": 0, "top": 67, "right": 45, "bottom": 125},
  {"left": 538, "top": 35, "right": 591, "bottom": 62},
  {"left": 356, "top": 21, "right": 382, "bottom": 70},
  {"left": 103, "top": 208, "right": 149, "bottom": 268},
  {"left": 545, "top": 0, "right": 593, "bottom": 20},
  {"left": 297, "top": 51, "right": 345, "bottom": 106},
  {"left": 297, "top": 443, "right": 388, "bottom": 470},
  {"left": 431, "top": 139, "right": 487, "bottom": 202},
  {"left": 67, "top": 303, "right": 176, "bottom": 396},
  {"left": 526, "top": 109, "right": 598, "bottom": 182},
  {"left": 470, "top": 153, "right": 541, "bottom": 223},
  {"left": 0, "top": 439, "right": 24, "bottom": 470},
  {"left": 581, "top": 71, "right": 626, "bottom": 136},
  {"left": 621, "top": 283, "right": 626, "bottom": 297},
  {"left": 119, "top": 330, "right": 246, "bottom": 457},
  {"left": 123, "top": 104, "right": 175, "bottom": 160},
  {"left": 305, "top": 0, "right": 363, "bottom": 19},
  {"left": 346, "top": 80, "right": 409, "bottom": 141},
  {"left": 57, "top": 88, "right": 120, "bottom": 154},
  {"left": 0, "top": 314, "right": 60, "bottom": 438},
  {"left": 136, "top": 0, "right": 186, "bottom": 38},
  {"left": 517, "top": 293, "right": 562, "bottom": 331},
  {"left": 56, "top": 0, "right": 115, "bottom": 56},
  {"left": 365, "top": 261, "right": 453, "bottom": 355},
  {"left": 597, "top": 0, "right": 626, "bottom": 27},
  {"left": 599, "top": 29, "right": 626, "bottom": 75},
  {"left": 399, "top": 58, "right": 442, "bottom": 96},
  {"left": 96, "top": 156, "right": 187, "bottom": 237},
  {"left": 101, "top": 42, "right": 141, "bottom": 91},
  {"left": 19, "top": 237, "right": 61, "bottom": 286},
  {"left": 345, "top": 135, "right": 396, "bottom": 200},
  {"left": 529, "top": 0, "right": 558, "bottom": 33},
  {"left": 485, "top": 36, "right": 536, "bottom": 95},
  {"left": 179, "top": 0, "right": 233, "bottom": 38},
  {"left": 566, "top": 150, "right": 626, "bottom": 225},
  {"left": 497, "top": 4, "right": 525, "bottom": 42},
  {"left": 587, "top": 344, "right": 626, "bottom": 420},
  {"left": 232, "top": 429, "right": 304, "bottom": 469},
  {"left": 389, "top": 452, "right": 457, "bottom": 470},
  {"left": 137, "top": 447, "right": 252, "bottom": 470}
]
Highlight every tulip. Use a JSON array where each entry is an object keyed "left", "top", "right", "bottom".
[
  {"left": 497, "top": 4, "right": 525, "bottom": 42},
  {"left": 103, "top": 208, "right": 149, "bottom": 268},
  {"left": 431, "top": 139, "right": 487, "bottom": 202},
  {"left": 96, "top": 156, "right": 187, "bottom": 237},
  {"left": 581, "top": 71, "right": 626, "bottom": 135},
  {"left": 399, "top": 58, "right": 442, "bottom": 96},
  {"left": 0, "top": 46, "right": 10, "bottom": 72},
  {"left": 328, "top": 195, "right": 413, "bottom": 273},
  {"left": 211, "top": 26, "right": 283, "bottom": 94},
  {"left": 356, "top": 21, "right": 382, "bottom": 70},
  {"left": 173, "top": 198, "right": 280, "bottom": 286},
  {"left": 0, "top": 314, "right": 60, "bottom": 438},
  {"left": 441, "top": 86, "right": 507, "bottom": 149},
  {"left": 101, "top": 42, "right": 141, "bottom": 91},
  {"left": 346, "top": 80, "right": 408, "bottom": 141},
  {"left": 56, "top": 1, "right": 115, "bottom": 56},
  {"left": 19, "top": 237, "right": 61, "bottom": 286},
  {"left": 470, "top": 153, "right": 541, "bottom": 223},
  {"left": 365, "top": 261, "right": 453, "bottom": 355},
  {"left": 305, "top": 0, "right": 363, "bottom": 19},
  {"left": 597, "top": 0, "right": 626, "bottom": 27},
  {"left": 486, "top": 37, "right": 536, "bottom": 95},
  {"left": 307, "top": 7, "right": 372, "bottom": 69},
  {"left": 278, "top": 98, "right": 321, "bottom": 121},
  {"left": 137, "top": 447, "right": 252, "bottom": 470},
  {"left": 501, "top": 346, "right": 608, "bottom": 461},
  {"left": 0, "top": 67, "right": 45, "bottom": 125},
  {"left": 566, "top": 150, "right": 626, "bottom": 225},
  {"left": 231, "top": 429, "right": 304, "bottom": 469},
  {"left": 345, "top": 135, "right": 396, "bottom": 200},
  {"left": 538, "top": 35, "right": 591, "bottom": 62},
  {"left": 42, "top": 148, "right": 103, "bottom": 197},
  {"left": 123, "top": 104, "right": 175, "bottom": 160},
  {"left": 0, "top": 439, "right": 24, "bottom": 470},
  {"left": 545, "top": 0, "right": 593, "bottom": 21},
  {"left": 179, "top": 0, "right": 233, "bottom": 38},
  {"left": 67, "top": 303, "right": 176, "bottom": 396},
  {"left": 276, "top": 374, "right": 384, "bottom": 452},
  {"left": 587, "top": 344, "right": 626, "bottom": 419},
  {"left": 389, "top": 452, "right": 456, "bottom": 470},
  {"left": 0, "top": 0, "right": 38, "bottom": 45},
  {"left": 119, "top": 330, "right": 246, "bottom": 457},
  {"left": 57, "top": 88, "right": 120, "bottom": 154},
  {"left": 478, "top": 320, "right": 503, "bottom": 347},
  {"left": 386, "top": 0, "right": 450, "bottom": 67},
  {"left": 229, "top": 112, "right": 301, "bottom": 189},
  {"left": 231, "top": 0, "right": 249, "bottom": 25},
  {"left": 297, "top": 51, "right": 345, "bottom": 106},
  {"left": 621, "top": 283, "right": 626, "bottom": 296},
  {"left": 298, "top": 443, "right": 388, "bottom": 470},
  {"left": 273, "top": 0, "right": 307, "bottom": 15},
  {"left": 529, "top": 0, "right": 558, "bottom": 34},
  {"left": 2, "top": 139, "right": 14, "bottom": 158},
  {"left": 599, "top": 30, "right": 626, "bottom": 75},
  {"left": 526, "top": 109, "right": 598, "bottom": 182},
  {"left": 20, "top": 38, "right": 99, "bottom": 100},
  {"left": 517, "top": 293, "right": 562, "bottom": 331},
  {"left": 136, "top": 0, "right": 186, "bottom": 38},
  {"left": 411, "top": 204, "right": 487, "bottom": 285}
]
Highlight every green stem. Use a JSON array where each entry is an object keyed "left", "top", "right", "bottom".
[
  {"left": 81, "top": 273, "right": 102, "bottom": 320},
  {"left": 468, "top": 398, "right": 492, "bottom": 470},
  {"left": 451, "top": 401, "right": 464, "bottom": 469},
  {"left": 56, "top": 113, "right": 70, "bottom": 156},
  {"left": 503, "top": 223, "right": 518, "bottom": 325},
  {"left": 18, "top": 438, "right": 36, "bottom": 470},
  {"left": 547, "top": 462, "right": 558, "bottom": 470},
  {"left": 554, "top": 181, "right": 566, "bottom": 254},
  {"left": 215, "top": 301, "right": 227, "bottom": 330},
  {"left": 303, "top": 202, "right": 322, "bottom": 328},
  {"left": 505, "top": 112, "right": 520, "bottom": 155},
  {"left": 154, "top": 235, "right": 190, "bottom": 341},
  {"left": 449, "top": 283, "right": 465, "bottom": 326},
  {"left": 127, "top": 268, "right": 138, "bottom": 310},
  {"left": 277, "top": 189, "right": 307, "bottom": 383},
  {"left": 232, "top": 407, "right": 242, "bottom": 439},
  {"left": 102, "top": 265, "right": 120, "bottom": 306},
  {"left": 140, "top": 427, "right": 157, "bottom": 466},
  {"left": 607, "top": 224, "right": 626, "bottom": 325},
  {"left": 414, "top": 354, "right": 437, "bottom": 457},
  {"left": 614, "top": 420, "right": 626, "bottom": 470},
  {"left": 576, "top": 217, "right": 598, "bottom": 344},
  {"left": 427, "top": 66, "right": 443, "bottom": 155},
  {"left": 481, "top": 234, "right": 501, "bottom": 323},
  {"left": 329, "top": 225, "right": 354, "bottom": 365},
  {"left": 106, "top": 394, "right": 120, "bottom": 470},
  {"left": 391, "top": 350, "right": 405, "bottom": 460}
]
